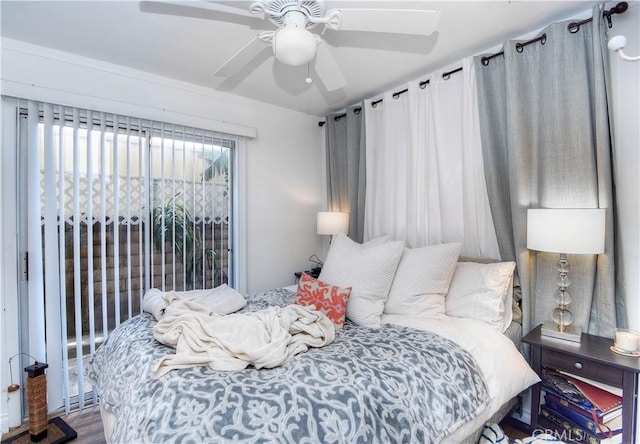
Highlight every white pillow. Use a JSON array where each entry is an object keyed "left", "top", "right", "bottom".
[
  {"left": 384, "top": 242, "right": 461, "bottom": 318},
  {"left": 445, "top": 261, "right": 516, "bottom": 332},
  {"left": 318, "top": 233, "right": 404, "bottom": 327}
]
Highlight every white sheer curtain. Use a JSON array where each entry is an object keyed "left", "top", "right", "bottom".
[{"left": 364, "top": 57, "right": 500, "bottom": 259}]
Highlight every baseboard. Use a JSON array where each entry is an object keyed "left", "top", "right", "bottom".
[{"left": 0, "top": 411, "right": 7, "bottom": 437}]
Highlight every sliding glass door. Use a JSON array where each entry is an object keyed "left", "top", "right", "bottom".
[{"left": 16, "top": 100, "right": 235, "bottom": 415}]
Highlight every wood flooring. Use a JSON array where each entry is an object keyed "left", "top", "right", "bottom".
[{"left": 2, "top": 408, "right": 106, "bottom": 444}]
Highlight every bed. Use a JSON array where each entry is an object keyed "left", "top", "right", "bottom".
[{"left": 86, "top": 235, "right": 539, "bottom": 443}]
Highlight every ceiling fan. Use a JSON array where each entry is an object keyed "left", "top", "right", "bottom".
[{"left": 156, "top": 0, "right": 441, "bottom": 92}]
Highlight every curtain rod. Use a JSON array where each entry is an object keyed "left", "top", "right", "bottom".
[
  {"left": 318, "top": 67, "right": 459, "bottom": 126},
  {"left": 318, "top": 68, "right": 457, "bottom": 125},
  {"left": 480, "top": 33, "right": 547, "bottom": 66},
  {"left": 481, "top": 2, "right": 628, "bottom": 66},
  {"left": 318, "top": 107, "right": 362, "bottom": 127},
  {"left": 319, "top": 1, "right": 629, "bottom": 127},
  {"left": 569, "top": 1, "right": 627, "bottom": 33},
  {"left": 370, "top": 67, "right": 462, "bottom": 108},
  {"left": 334, "top": 107, "right": 362, "bottom": 121}
]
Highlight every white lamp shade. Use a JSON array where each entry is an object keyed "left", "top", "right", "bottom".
[
  {"left": 527, "top": 209, "right": 606, "bottom": 254},
  {"left": 317, "top": 212, "right": 349, "bottom": 236},
  {"left": 272, "top": 26, "right": 317, "bottom": 66}
]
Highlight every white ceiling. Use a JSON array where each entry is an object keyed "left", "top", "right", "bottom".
[{"left": 1, "top": 0, "right": 601, "bottom": 117}]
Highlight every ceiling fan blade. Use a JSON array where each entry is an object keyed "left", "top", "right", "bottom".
[
  {"left": 330, "top": 9, "right": 441, "bottom": 36},
  {"left": 215, "top": 35, "right": 268, "bottom": 77},
  {"left": 140, "top": 1, "right": 264, "bottom": 26},
  {"left": 202, "top": 1, "right": 266, "bottom": 19},
  {"left": 165, "top": 1, "right": 258, "bottom": 18},
  {"left": 314, "top": 41, "right": 346, "bottom": 92}
]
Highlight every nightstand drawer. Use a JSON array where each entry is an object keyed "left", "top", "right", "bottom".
[{"left": 541, "top": 348, "right": 623, "bottom": 387}]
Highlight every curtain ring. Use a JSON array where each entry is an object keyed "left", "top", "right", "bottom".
[
  {"left": 515, "top": 42, "right": 524, "bottom": 53},
  {"left": 568, "top": 22, "right": 580, "bottom": 33},
  {"left": 481, "top": 56, "right": 490, "bottom": 66},
  {"left": 541, "top": 33, "right": 547, "bottom": 45},
  {"left": 353, "top": 108, "right": 361, "bottom": 115},
  {"left": 419, "top": 81, "right": 428, "bottom": 89},
  {"left": 442, "top": 72, "right": 450, "bottom": 80}
]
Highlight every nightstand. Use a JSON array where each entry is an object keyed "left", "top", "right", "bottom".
[
  {"left": 522, "top": 324, "right": 640, "bottom": 443},
  {"left": 294, "top": 267, "right": 322, "bottom": 283}
]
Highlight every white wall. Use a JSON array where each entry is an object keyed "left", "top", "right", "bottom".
[
  {"left": 604, "top": 4, "right": 639, "bottom": 442},
  {"left": 0, "top": 38, "right": 326, "bottom": 431},
  {"left": 609, "top": 2, "right": 640, "bottom": 333},
  {"left": 0, "top": 38, "right": 326, "bottom": 292}
]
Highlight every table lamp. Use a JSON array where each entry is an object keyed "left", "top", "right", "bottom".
[
  {"left": 317, "top": 212, "right": 349, "bottom": 239},
  {"left": 527, "top": 208, "right": 606, "bottom": 342}
]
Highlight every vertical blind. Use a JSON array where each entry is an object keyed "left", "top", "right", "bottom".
[{"left": 21, "top": 99, "right": 234, "bottom": 413}]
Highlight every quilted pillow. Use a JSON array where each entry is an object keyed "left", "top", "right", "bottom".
[
  {"left": 294, "top": 272, "right": 352, "bottom": 329},
  {"left": 384, "top": 242, "right": 462, "bottom": 318},
  {"left": 318, "top": 233, "right": 404, "bottom": 328},
  {"left": 445, "top": 261, "right": 516, "bottom": 332}
]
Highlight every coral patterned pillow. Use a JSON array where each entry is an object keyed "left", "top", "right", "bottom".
[{"left": 295, "top": 272, "right": 351, "bottom": 330}]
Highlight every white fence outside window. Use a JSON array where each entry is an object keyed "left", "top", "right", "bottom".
[{"left": 19, "top": 99, "right": 235, "bottom": 415}]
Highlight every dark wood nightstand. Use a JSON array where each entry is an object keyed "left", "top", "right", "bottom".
[
  {"left": 294, "top": 267, "right": 322, "bottom": 283},
  {"left": 522, "top": 324, "right": 640, "bottom": 444}
]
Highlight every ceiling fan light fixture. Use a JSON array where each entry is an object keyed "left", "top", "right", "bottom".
[{"left": 272, "top": 25, "right": 317, "bottom": 66}]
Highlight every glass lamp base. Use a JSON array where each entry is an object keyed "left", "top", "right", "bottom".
[{"left": 541, "top": 321, "right": 582, "bottom": 342}]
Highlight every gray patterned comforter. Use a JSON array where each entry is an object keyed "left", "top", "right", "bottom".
[{"left": 86, "top": 288, "right": 490, "bottom": 443}]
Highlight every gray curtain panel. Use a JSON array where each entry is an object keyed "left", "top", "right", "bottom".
[
  {"left": 475, "top": 5, "right": 620, "bottom": 337},
  {"left": 325, "top": 104, "right": 366, "bottom": 243}
]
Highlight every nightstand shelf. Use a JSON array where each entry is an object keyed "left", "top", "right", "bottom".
[{"left": 522, "top": 324, "right": 640, "bottom": 443}]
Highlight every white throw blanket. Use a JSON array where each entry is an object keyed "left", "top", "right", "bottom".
[
  {"left": 151, "top": 302, "right": 335, "bottom": 378},
  {"left": 142, "top": 285, "right": 247, "bottom": 320}
]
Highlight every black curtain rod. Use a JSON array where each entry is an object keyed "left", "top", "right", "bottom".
[
  {"left": 371, "top": 69, "right": 459, "bottom": 109},
  {"left": 319, "top": 70, "right": 455, "bottom": 125},
  {"left": 480, "top": 33, "right": 547, "bottom": 66},
  {"left": 442, "top": 66, "right": 462, "bottom": 80},
  {"left": 481, "top": 2, "right": 628, "bottom": 66},
  {"left": 320, "top": 1, "right": 629, "bottom": 127},
  {"left": 569, "top": 1, "right": 627, "bottom": 32},
  {"left": 318, "top": 107, "right": 362, "bottom": 127},
  {"left": 319, "top": 70, "right": 456, "bottom": 125},
  {"left": 334, "top": 107, "right": 362, "bottom": 121}
]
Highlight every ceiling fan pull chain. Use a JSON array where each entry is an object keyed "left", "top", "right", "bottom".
[{"left": 306, "top": 63, "right": 313, "bottom": 84}]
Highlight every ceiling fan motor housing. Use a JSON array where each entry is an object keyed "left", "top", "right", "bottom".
[{"left": 251, "top": 0, "right": 325, "bottom": 28}]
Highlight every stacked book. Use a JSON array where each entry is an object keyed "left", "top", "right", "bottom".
[{"left": 540, "top": 368, "right": 623, "bottom": 444}]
